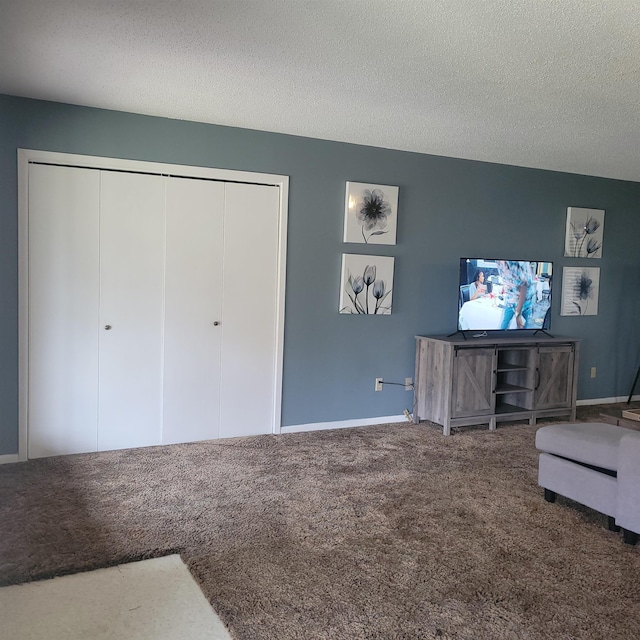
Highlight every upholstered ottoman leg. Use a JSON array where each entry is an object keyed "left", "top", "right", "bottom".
[
  {"left": 622, "top": 529, "right": 638, "bottom": 545},
  {"left": 544, "top": 488, "right": 556, "bottom": 503}
]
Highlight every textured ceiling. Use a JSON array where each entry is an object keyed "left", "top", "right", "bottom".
[{"left": 1, "top": 1, "right": 639, "bottom": 182}]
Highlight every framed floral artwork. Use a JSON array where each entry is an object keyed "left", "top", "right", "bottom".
[
  {"left": 561, "top": 267, "right": 600, "bottom": 316},
  {"left": 339, "top": 254, "right": 394, "bottom": 315},
  {"left": 343, "top": 182, "right": 398, "bottom": 245},
  {"left": 564, "top": 207, "right": 604, "bottom": 258}
]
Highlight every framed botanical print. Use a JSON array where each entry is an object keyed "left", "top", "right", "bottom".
[
  {"left": 339, "top": 254, "right": 395, "bottom": 315},
  {"left": 564, "top": 207, "right": 604, "bottom": 258},
  {"left": 343, "top": 182, "right": 398, "bottom": 245}
]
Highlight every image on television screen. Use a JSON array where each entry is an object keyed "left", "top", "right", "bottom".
[{"left": 458, "top": 258, "right": 552, "bottom": 331}]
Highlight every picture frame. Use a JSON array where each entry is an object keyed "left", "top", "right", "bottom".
[
  {"left": 561, "top": 267, "right": 600, "bottom": 316},
  {"left": 343, "top": 182, "right": 398, "bottom": 245},
  {"left": 339, "top": 254, "right": 395, "bottom": 315},
  {"left": 564, "top": 207, "right": 605, "bottom": 258}
]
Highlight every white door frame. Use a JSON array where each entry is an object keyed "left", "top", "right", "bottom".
[{"left": 18, "top": 149, "right": 289, "bottom": 461}]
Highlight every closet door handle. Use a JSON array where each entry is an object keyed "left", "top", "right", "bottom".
[
  {"left": 104, "top": 325, "right": 112, "bottom": 330},
  {"left": 213, "top": 321, "right": 220, "bottom": 326}
]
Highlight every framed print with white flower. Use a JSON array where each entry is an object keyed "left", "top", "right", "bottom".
[
  {"left": 339, "top": 254, "right": 394, "bottom": 315},
  {"left": 564, "top": 207, "right": 604, "bottom": 258},
  {"left": 343, "top": 181, "right": 398, "bottom": 245},
  {"left": 561, "top": 267, "right": 600, "bottom": 316}
]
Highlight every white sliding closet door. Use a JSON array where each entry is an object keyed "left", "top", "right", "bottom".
[
  {"left": 28, "top": 165, "right": 100, "bottom": 458},
  {"left": 23, "top": 152, "right": 286, "bottom": 460},
  {"left": 219, "top": 183, "right": 280, "bottom": 438},
  {"left": 98, "top": 172, "right": 165, "bottom": 451},
  {"left": 162, "top": 178, "right": 225, "bottom": 444}
]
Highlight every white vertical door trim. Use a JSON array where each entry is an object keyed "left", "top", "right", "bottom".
[
  {"left": 18, "top": 149, "right": 288, "bottom": 460},
  {"left": 272, "top": 181, "right": 288, "bottom": 435},
  {"left": 18, "top": 150, "right": 30, "bottom": 461}
]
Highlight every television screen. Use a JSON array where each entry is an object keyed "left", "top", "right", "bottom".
[{"left": 458, "top": 258, "right": 552, "bottom": 331}]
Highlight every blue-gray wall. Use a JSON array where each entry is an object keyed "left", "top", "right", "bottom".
[{"left": 1, "top": 94, "right": 639, "bottom": 454}]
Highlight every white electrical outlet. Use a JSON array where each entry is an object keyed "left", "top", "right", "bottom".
[
  {"left": 405, "top": 377, "right": 413, "bottom": 391},
  {"left": 590, "top": 367, "right": 597, "bottom": 378},
  {"left": 375, "top": 377, "right": 383, "bottom": 392}
]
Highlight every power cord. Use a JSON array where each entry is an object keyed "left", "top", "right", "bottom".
[
  {"left": 377, "top": 380, "right": 417, "bottom": 423},
  {"left": 380, "top": 381, "right": 415, "bottom": 389}
]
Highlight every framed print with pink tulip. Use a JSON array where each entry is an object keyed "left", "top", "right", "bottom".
[
  {"left": 339, "top": 254, "right": 394, "bottom": 315},
  {"left": 344, "top": 181, "right": 398, "bottom": 245}
]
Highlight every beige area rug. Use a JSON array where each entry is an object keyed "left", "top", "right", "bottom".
[{"left": 1, "top": 404, "right": 639, "bottom": 639}]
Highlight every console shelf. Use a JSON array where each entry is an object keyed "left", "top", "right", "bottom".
[
  {"left": 497, "top": 362, "right": 528, "bottom": 372},
  {"left": 495, "top": 403, "right": 531, "bottom": 414},
  {"left": 413, "top": 335, "right": 580, "bottom": 435},
  {"left": 495, "top": 383, "right": 530, "bottom": 394}
]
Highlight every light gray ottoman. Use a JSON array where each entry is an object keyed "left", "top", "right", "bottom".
[{"left": 536, "top": 422, "right": 640, "bottom": 545}]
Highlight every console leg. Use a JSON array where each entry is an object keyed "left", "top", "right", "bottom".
[
  {"left": 544, "top": 488, "right": 556, "bottom": 503},
  {"left": 622, "top": 529, "right": 638, "bottom": 545},
  {"left": 607, "top": 516, "right": 621, "bottom": 532}
]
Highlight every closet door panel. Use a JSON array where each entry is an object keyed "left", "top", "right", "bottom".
[
  {"left": 98, "top": 172, "right": 165, "bottom": 451},
  {"left": 219, "top": 183, "right": 280, "bottom": 438},
  {"left": 28, "top": 165, "right": 100, "bottom": 458},
  {"left": 162, "top": 178, "right": 224, "bottom": 444}
]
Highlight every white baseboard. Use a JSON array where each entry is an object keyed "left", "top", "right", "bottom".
[
  {"left": 3, "top": 397, "right": 636, "bottom": 459},
  {"left": 281, "top": 414, "right": 409, "bottom": 434},
  {"left": 284, "top": 396, "right": 640, "bottom": 435},
  {"left": 577, "top": 395, "right": 640, "bottom": 406}
]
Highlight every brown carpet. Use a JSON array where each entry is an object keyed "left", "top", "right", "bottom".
[{"left": 1, "top": 404, "right": 639, "bottom": 639}]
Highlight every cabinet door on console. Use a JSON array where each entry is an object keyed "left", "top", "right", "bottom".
[
  {"left": 451, "top": 348, "right": 496, "bottom": 417},
  {"left": 534, "top": 345, "right": 574, "bottom": 409}
]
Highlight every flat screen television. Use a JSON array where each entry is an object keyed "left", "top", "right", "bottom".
[{"left": 458, "top": 258, "right": 552, "bottom": 332}]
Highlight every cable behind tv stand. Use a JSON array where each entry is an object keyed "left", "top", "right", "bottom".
[{"left": 414, "top": 334, "right": 580, "bottom": 435}]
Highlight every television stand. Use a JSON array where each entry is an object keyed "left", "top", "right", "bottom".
[
  {"left": 533, "top": 329, "right": 554, "bottom": 337},
  {"left": 413, "top": 334, "right": 580, "bottom": 435}
]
